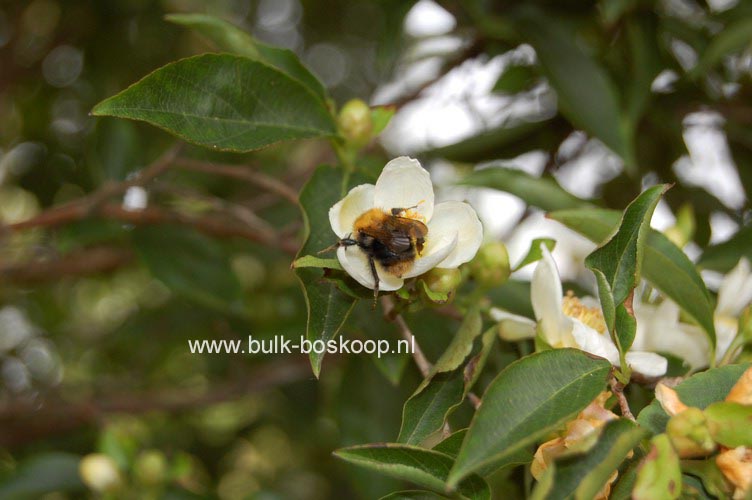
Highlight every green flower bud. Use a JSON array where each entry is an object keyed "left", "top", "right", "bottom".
[
  {"left": 666, "top": 407, "right": 716, "bottom": 458},
  {"left": 134, "top": 449, "right": 168, "bottom": 486},
  {"left": 338, "top": 99, "right": 373, "bottom": 146},
  {"left": 468, "top": 241, "right": 510, "bottom": 289},
  {"left": 79, "top": 453, "right": 123, "bottom": 493},
  {"left": 422, "top": 268, "right": 462, "bottom": 297}
]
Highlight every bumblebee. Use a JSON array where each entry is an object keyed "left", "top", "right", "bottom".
[{"left": 323, "top": 207, "right": 427, "bottom": 303}]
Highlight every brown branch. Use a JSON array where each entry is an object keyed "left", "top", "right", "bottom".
[
  {"left": 0, "top": 246, "right": 134, "bottom": 284},
  {"left": 610, "top": 376, "right": 635, "bottom": 421},
  {"left": 8, "top": 203, "right": 298, "bottom": 255},
  {"left": 173, "top": 157, "right": 299, "bottom": 205},
  {"left": 381, "top": 296, "right": 432, "bottom": 377},
  {"left": 0, "top": 357, "right": 314, "bottom": 448}
]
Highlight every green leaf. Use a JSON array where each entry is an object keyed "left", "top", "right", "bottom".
[
  {"left": 513, "top": 238, "right": 556, "bottom": 271},
  {"left": 704, "top": 401, "right": 752, "bottom": 448},
  {"left": 633, "top": 434, "right": 681, "bottom": 500},
  {"left": 397, "top": 310, "right": 483, "bottom": 445},
  {"left": 0, "top": 453, "right": 84, "bottom": 499},
  {"left": 699, "top": 224, "right": 752, "bottom": 273},
  {"left": 447, "top": 349, "right": 612, "bottom": 487},
  {"left": 334, "top": 444, "right": 490, "bottom": 500},
  {"left": 585, "top": 185, "right": 668, "bottom": 308},
  {"left": 292, "top": 255, "right": 343, "bottom": 271},
  {"left": 380, "top": 491, "right": 449, "bottom": 500},
  {"left": 372, "top": 106, "right": 396, "bottom": 135},
  {"left": 532, "top": 419, "right": 647, "bottom": 500},
  {"left": 681, "top": 459, "right": 734, "bottom": 499},
  {"left": 133, "top": 225, "right": 243, "bottom": 312},
  {"left": 165, "top": 13, "right": 327, "bottom": 100},
  {"left": 492, "top": 64, "right": 538, "bottom": 94},
  {"left": 295, "top": 166, "right": 357, "bottom": 377},
  {"left": 432, "top": 429, "right": 467, "bottom": 458},
  {"left": 460, "top": 167, "right": 592, "bottom": 212},
  {"left": 693, "top": 16, "right": 752, "bottom": 76},
  {"left": 397, "top": 369, "right": 466, "bottom": 445},
  {"left": 92, "top": 54, "right": 336, "bottom": 152},
  {"left": 637, "top": 363, "right": 750, "bottom": 435},
  {"left": 512, "top": 6, "right": 632, "bottom": 165},
  {"left": 549, "top": 208, "right": 716, "bottom": 349},
  {"left": 430, "top": 308, "right": 483, "bottom": 376}
]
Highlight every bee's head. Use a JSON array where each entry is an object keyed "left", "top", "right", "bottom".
[{"left": 357, "top": 231, "right": 375, "bottom": 249}]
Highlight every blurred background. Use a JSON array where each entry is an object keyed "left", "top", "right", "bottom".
[{"left": 0, "top": 0, "right": 750, "bottom": 498}]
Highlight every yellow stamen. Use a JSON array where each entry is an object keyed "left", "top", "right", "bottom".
[{"left": 562, "top": 291, "right": 607, "bottom": 334}]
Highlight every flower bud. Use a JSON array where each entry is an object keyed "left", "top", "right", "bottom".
[
  {"left": 79, "top": 453, "right": 123, "bottom": 493},
  {"left": 468, "top": 241, "right": 510, "bottom": 289},
  {"left": 338, "top": 99, "right": 373, "bottom": 146},
  {"left": 666, "top": 407, "right": 716, "bottom": 458},
  {"left": 134, "top": 449, "right": 168, "bottom": 486},
  {"left": 420, "top": 268, "right": 462, "bottom": 304}
]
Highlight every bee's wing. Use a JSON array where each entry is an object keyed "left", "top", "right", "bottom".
[{"left": 388, "top": 233, "right": 412, "bottom": 253}]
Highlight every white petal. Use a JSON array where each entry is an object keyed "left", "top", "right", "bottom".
[
  {"left": 374, "top": 157, "right": 434, "bottom": 221},
  {"left": 717, "top": 258, "right": 752, "bottom": 317},
  {"left": 626, "top": 351, "right": 668, "bottom": 378},
  {"left": 715, "top": 315, "right": 739, "bottom": 363},
  {"left": 531, "top": 245, "right": 570, "bottom": 344},
  {"left": 401, "top": 232, "right": 457, "bottom": 278},
  {"left": 336, "top": 246, "right": 403, "bottom": 291},
  {"left": 571, "top": 319, "right": 620, "bottom": 365},
  {"left": 428, "top": 201, "right": 483, "bottom": 269},
  {"left": 489, "top": 308, "right": 537, "bottom": 341},
  {"left": 328, "top": 184, "right": 375, "bottom": 238}
]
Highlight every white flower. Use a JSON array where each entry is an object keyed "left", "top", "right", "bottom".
[
  {"left": 632, "top": 257, "right": 752, "bottom": 369},
  {"left": 328, "top": 157, "right": 483, "bottom": 291},
  {"left": 493, "top": 245, "right": 667, "bottom": 378}
]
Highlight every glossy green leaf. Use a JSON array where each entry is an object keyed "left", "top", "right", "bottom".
[
  {"left": 295, "top": 166, "right": 357, "bottom": 377},
  {"left": 512, "top": 6, "right": 632, "bottom": 165},
  {"left": 398, "top": 310, "right": 483, "bottom": 445},
  {"left": 430, "top": 308, "right": 483, "bottom": 376},
  {"left": 92, "top": 54, "right": 336, "bottom": 152},
  {"left": 585, "top": 185, "right": 667, "bottom": 307},
  {"left": 133, "top": 225, "right": 243, "bottom": 312},
  {"left": 165, "top": 13, "right": 327, "bottom": 100},
  {"left": 0, "top": 453, "right": 84, "bottom": 498},
  {"left": 699, "top": 224, "right": 752, "bottom": 273},
  {"left": 432, "top": 429, "right": 467, "bottom": 458},
  {"left": 292, "top": 255, "right": 343, "bottom": 271},
  {"left": 398, "top": 368, "right": 465, "bottom": 445},
  {"left": 460, "top": 167, "right": 592, "bottom": 212},
  {"left": 447, "top": 349, "right": 612, "bottom": 487},
  {"left": 637, "top": 364, "right": 750, "bottom": 435},
  {"left": 704, "top": 401, "right": 752, "bottom": 447},
  {"left": 513, "top": 238, "right": 556, "bottom": 271},
  {"left": 334, "top": 444, "right": 490, "bottom": 500},
  {"left": 532, "top": 419, "right": 647, "bottom": 500},
  {"left": 633, "top": 434, "right": 681, "bottom": 500},
  {"left": 549, "top": 208, "right": 716, "bottom": 348}
]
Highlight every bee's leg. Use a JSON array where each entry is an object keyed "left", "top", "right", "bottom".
[
  {"left": 390, "top": 200, "right": 426, "bottom": 217},
  {"left": 368, "top": 256, "right": 379, "bottom": 310},
  {"left": 318, "top": 235, "right": 357, "bottom": 254}
]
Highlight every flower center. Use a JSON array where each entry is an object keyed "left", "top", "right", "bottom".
[{"left": 562, "top": 291, "right": 607, "bottom": 334}]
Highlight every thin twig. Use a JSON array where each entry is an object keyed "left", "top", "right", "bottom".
[
  {"left": 610, "top": 376, "right": 635, "bottom": 421},
  {"left": 1, "top": 246, "right": 134, "bottom": 284},
  {"left": 0, "top": 357, "right": 314, "bottom": 448},
  {"left": 381, "top": 296, "right": 432, "bottom": 377},
  {"left": 173, "top": 157, "right": 299, "bottom": 204}
]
